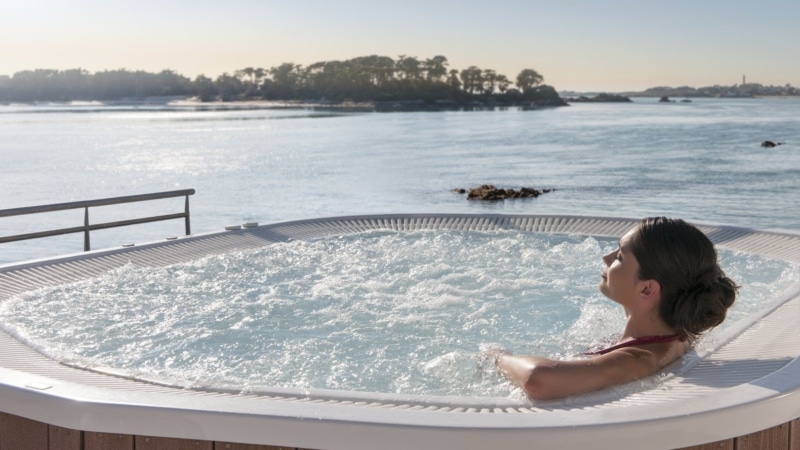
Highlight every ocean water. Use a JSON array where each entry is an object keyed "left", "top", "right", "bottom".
[{"left": 1, "top": 98, "right": 799, "bottom": 264}]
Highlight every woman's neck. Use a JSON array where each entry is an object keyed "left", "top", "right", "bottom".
[{"left": 621, "top": 312, "right": 676, "bottom": 340}]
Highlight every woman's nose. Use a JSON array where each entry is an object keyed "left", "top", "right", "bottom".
[{"left": 602, "top": 249, "right": 617, "bottom": 266}]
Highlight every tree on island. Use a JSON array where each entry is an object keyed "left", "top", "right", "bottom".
[
  {"left": 496, "top": 74, "right": 512, "bottom": 94},
  {"left": 515, "top": 69, "right": 544, "bottom": 93},
  {"left": 459, "top": 66, "right": 483, "bottom": 95},
  {"left": 424, "top": 56, "right": 449, "bottom": 82}
]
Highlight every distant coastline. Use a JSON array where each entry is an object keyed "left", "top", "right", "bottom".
[
  {"left": 620, "top": 83, "right": 798, "bottom": 98},
  {"left": 1, "top": 54, "right": 797, "bottom": 106}
]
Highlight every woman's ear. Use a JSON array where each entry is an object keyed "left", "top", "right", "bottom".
[{"left": 639, "top": 279, "right": 661, "bottom": 300}]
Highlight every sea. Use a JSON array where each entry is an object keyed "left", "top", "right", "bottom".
[
  {"left": 1, "top": 97, "right": 799, "bottom": 396},
  {"left": 1, "top": 97, "right": 799, "bottom": 264}
]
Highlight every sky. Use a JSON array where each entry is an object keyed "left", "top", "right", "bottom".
[{"left": 2, "top": 0, "right": 799, "bottom": 92}]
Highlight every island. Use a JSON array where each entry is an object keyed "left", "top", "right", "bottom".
[{"left": 0, "top": 54, "right": 568, "bottom": 109}]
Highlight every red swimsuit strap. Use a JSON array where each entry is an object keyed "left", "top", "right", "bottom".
[{"left": 583, "top": 334, "right": 681, "bottom": 356}]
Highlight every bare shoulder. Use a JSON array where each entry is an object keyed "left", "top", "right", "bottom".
[
  {"left": 604, "top": 340, "right": 689, "bottom": 378},
  {"left": 559, "top": 340, "right": 688, "bottom": 386}
]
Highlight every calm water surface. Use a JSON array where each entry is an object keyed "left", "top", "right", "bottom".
[{"left": 1, "top": 98, "right": 799, "bottom": 263}]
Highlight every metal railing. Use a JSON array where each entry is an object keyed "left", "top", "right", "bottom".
[{"left": 0, "top": 189, "right": 195, "bottom": 251}]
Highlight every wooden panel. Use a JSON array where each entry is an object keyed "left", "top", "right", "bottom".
[
  {"left": 215, "top": 443, "right": 295, "bottom": 450},
  {"left": 0, "top": 413, "right": 48, "bottom": 450},
  {"left": 677, "top": 438, "right": 734, "bottom": 449},
  {"left": 790, "top": 418, "right": 800, "bottom": 450},
  {"left": 49, "top": 425, "right": 82, "bottom": 450},
  {"left": 85, "top": 432, "right": 134, "bottom": 450},
  {"left": 736, "top": 421, "right": 790, "bottom": 450},
  {"left": 134, "top": 435, "right": 213, "bottom": 450}
]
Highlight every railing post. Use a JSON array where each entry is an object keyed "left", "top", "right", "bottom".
[
  {"left": 84, "top": 207, "right": 91, "bottom": 251},
  {"left": 184, "top": 194, "right": 191, "bottom": 235},
  {"left": 0, "top": 189, "right": 195, "bottom": 252}
]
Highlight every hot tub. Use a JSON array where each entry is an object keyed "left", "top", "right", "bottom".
[{"left": 1, "top": 214, "right": 799, "bottom": 449}]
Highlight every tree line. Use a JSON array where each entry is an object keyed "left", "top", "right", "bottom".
[{"left": 0, "top": 55, "right": 558, "bottom": 104}]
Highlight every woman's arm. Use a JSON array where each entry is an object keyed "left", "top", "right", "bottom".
[{"left": 493, "top": 348, "right": 661, "bottom": 401}]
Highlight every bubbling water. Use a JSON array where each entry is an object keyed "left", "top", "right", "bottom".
[{"left": 0, "top": 230, "right": 797, "bottom": 397}]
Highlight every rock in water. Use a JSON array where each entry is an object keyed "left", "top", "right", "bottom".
[{"left": 459, "top": 184, "right": 554, "bottom": 201}]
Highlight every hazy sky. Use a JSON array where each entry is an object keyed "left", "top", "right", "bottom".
[{"left": 2, "top": 0, "right": 798, "bottom": 92}]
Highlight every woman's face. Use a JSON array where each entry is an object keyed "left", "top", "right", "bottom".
[{"left": 599, "top": 228, "right": 644, "bottom": 305}]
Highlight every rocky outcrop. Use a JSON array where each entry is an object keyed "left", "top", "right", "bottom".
[
  {"left": 452, "top": 184, "right": 555, "bottom": 201},
  {"left": 526, "top": 85, "right": 569, "bottom": 106},
  {"left": 567, "top": 93, "right": 632, "bottom": 103}
]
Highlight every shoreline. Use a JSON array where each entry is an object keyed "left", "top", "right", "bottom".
[
  {"left": 0, "top": 96, "right": 569, "bottom": 111},
  {"left": 3, "top": 94, "right": 799, "bottom": 112}
]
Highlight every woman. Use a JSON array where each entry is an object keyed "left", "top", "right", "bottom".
[{"left": 493, "top": 217, "right": 738, "bottom": 400}]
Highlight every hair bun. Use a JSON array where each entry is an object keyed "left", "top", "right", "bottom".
[{"left": 673, "top": 272, "right": 738, "bottom": 339}]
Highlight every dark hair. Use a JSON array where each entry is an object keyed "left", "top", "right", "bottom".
[{"left": 628, "top": 217, "right": 738, "bottom": 340}]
